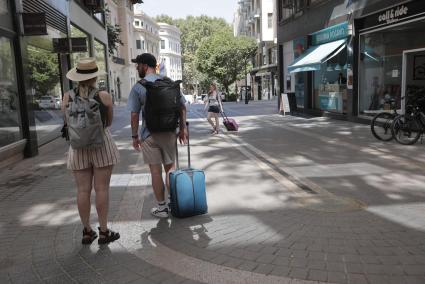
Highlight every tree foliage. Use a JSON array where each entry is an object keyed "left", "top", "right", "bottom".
[
  {"left": 154, "top": 15, "right": 230, "bottom": 94},
  {"left": 176, "top": 16, "right": 229, "bottom": 93},
  {"left": 107, "top": 23, "right": 124, "bottom": 56},
  {"left": 196, "top": 30, "right": 257, "bottom": 95},
  {"left": 105, "top": 5, "right": 123, "bottom": 56},
  {"left": 155, "top": 14, "right": 175, "bottom": 25},
  {"left": 153, "top": 15, "right": 255, "bottom": 95}
]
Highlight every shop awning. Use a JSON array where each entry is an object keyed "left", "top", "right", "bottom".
[{"left": 288, "top": 39, "right": 346, "bottom": 73}]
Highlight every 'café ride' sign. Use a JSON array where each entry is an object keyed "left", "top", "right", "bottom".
[
  {"left": 359, "top": 0, "right": 425, "bottom": 30},
  {"left": 378, "top": 5, "right": 409, "bottom": 25}
]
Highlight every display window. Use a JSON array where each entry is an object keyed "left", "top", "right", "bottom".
[
  {"left": 0, "top": 36, "right": 21, "bottom": 147},
  {"left": 313, "top": 47, "right": 348, "bottom": 113},
  {"left": 293, "top": 38, "right": 306, "bottom": 108},
  {"left": 0, "top": 0, "right": 8, "bottom": 15},
  {"left": 26, "top": 26, "right": 66, "bottom": 144},
  {"left": 94, "top": 39, "right": 108, "bottom": 90},
  {"left": 358, "top": 19, "right": 425, "bottom": 115},
  {"left": 70, "top": 24, "right": 90, "bottom": 68}
]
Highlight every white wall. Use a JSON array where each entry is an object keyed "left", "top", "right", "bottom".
[
  {"left": 261, "top": 0, "right": 274, "bottom": 42},
  {"left": 159, "top": 24, "right": 182, "bottom": 81}
]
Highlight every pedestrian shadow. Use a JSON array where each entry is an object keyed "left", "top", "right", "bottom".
[{"left": 144, "top": 215, "right": 213, "bottom": 252}]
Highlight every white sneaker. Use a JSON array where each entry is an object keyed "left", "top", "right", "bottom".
[{"left": 151, "top": 207, "right": 169, "bottom": 218}]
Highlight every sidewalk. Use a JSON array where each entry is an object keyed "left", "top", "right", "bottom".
[{"left": 1, "top": 104, "right": 425, "bottom": 284}]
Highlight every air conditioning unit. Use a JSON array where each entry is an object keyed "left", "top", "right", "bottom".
[
  {"left": 84, "top": 0, "right": 104, "bottom": 12},
  {"left": 84, "top": 0, "right": 105, "bottom": 13},
  {"left": 84, "top": 0, "right": 97, "bottom": 6}
]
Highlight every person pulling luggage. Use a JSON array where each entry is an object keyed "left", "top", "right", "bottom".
[
  {"left": 203, "top": 83, "right": 223, "bottom": 135},
  {"left": 128, "top": 53, "right": 188, "bottom": 218}
]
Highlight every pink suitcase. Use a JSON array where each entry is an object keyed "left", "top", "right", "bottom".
[{"left": 221, "top": 112, "right": 239, "bottom": 131}]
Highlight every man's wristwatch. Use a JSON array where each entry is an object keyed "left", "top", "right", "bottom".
[{"left": 132, "top": 135, "right": 138, "bottom": 139}]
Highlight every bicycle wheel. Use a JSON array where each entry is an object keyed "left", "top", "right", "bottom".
[
  {"left": 371, "top": 112, "right": 395, "bottom": 141},
  {"left": 391, "top": 114, "right": 421, "bottom": 145}
]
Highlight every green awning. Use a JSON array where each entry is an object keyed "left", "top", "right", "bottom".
[{"left": 288, "top": 39, "right": 346, "bottom": 73}]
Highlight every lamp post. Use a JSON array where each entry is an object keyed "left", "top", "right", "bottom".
[{"left": 244, "top": 57, "right": 249, "bottom": 104}]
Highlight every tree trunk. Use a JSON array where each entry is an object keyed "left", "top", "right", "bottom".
[{"left": 224, "top": 84, "right": 230, "bottom": 98}]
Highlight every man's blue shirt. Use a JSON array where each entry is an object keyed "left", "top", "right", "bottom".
[{"left": 127, "top": 74, "right": 185, "bottom": 139}]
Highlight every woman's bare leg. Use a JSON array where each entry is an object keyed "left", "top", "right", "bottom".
[
  {"left": 207, "top": 112, "right": 215, "bottom": 130},
  {"left": 214, "top": 114, "right": 219, "bottom": 132},
  {"left": 73, "top": 168, "right": 94, "bottom": 230},
  {"left": 93, "top": 165, "right": 113, "bottom": 232}
]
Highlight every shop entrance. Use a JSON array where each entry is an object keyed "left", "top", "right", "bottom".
[{"left": 401, "top": 48, "right": 425, "bottom": 114}]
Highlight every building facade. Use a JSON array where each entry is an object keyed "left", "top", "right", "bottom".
[
  {"left": 158, "top": 23, "right": 182, "bottom": 81},
  {"left": 234, "top": 0, "right": 278, "bottom": 101},
  {"left": 133, "top": 11, "right": 160, "bottom": 68},
  {"left": 277, "top": 0, "right": 424, "bottom": 122},
  {"left": 107, "top": 0, "right": 139, "bottom": 103},
  {"left": 0, "top": 0, "right": 110, "bottom": 166}
]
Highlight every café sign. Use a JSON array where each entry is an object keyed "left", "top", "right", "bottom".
[
  {"left": 378, "top": 5, "right": 409, "bottom": 25},
  {"left": 311, "top": 22, "right": 349, "bottom": 46},
  {"left": 359, "top": 0, "right": 425, "bottom": 30}
]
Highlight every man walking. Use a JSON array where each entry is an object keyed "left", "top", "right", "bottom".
[{"left": 128, "top": 53, "right": 188, "bottom": 218}]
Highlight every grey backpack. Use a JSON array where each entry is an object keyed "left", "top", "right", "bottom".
[{"left": 66, "top": 88, "right": 104, "bottom": 149}]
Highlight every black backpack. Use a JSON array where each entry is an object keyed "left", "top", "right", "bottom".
[{"left": 139, "top": 77, "right": 182, "bottom": 132}]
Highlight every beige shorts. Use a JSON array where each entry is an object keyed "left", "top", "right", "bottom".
[{"left": 142, "top": 132, "right": 177, "bottom": 165}]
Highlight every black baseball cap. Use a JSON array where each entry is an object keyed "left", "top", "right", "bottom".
[{"left": 131, "top": 53, "right": 157, "bottom": 67}]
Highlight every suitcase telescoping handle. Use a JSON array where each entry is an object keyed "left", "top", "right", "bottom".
[
  {"left": 220, "top": 111, "right": 229, "bottom": 121},
  {"left": 175, "top": 121, "right": 190, "bottom": 170}
]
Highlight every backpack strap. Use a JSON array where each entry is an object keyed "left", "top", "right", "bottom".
[
  {"left": 88, "top": 88, "right": 99, "bottom": 99},
  {"left": 138, "top": 79, "right": 148, "bottom": 86},
  {"left": 69, "top": 89, "right": 76, "bottom": 101}
]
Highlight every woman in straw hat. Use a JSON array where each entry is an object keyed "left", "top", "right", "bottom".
[{"left": 63, "top": 58, "right": 120, "bottom": 245}]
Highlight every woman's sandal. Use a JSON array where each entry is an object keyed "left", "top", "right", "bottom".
[
  {"left": 82, "top": 228, "right": 98, "bottom": 245},
  {"left": 98, "top": 227, "right": 120, "bottom": 245}
]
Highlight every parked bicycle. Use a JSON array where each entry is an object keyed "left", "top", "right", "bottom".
[
  {"left": 391, "top": 95, "right": 425, "bottom": 145},
  {"left": 370, "top": 97, "right": 398, "bottom": 141}
]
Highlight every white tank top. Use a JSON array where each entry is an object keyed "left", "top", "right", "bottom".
[{"left": 208, "top": 92, "right": 220, "bottom": 106}]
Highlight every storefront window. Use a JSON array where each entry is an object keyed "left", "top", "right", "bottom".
[
  {"left": 27, "top": 26, "right": 65, "bottom": 144},
  {"left": 94, "top": 39, "right": 108, "bottom": 90},
  {"left": 313, "top": 47, "right": 348, "bottom": 113},
  {"left": 293, "top": 38, "right": 306, "bottom": 107},
  {"left": 70, "top": 24, "right": 90, "bottom": 68},
  {"left": 0, "top": 0, "right": 8, "bottom": 15},
  {"left": 0, "top": 36, "right": 21, "bottom": 147},
  {"left": 359, "top": 19, "right": 425, "bottom": 115}
]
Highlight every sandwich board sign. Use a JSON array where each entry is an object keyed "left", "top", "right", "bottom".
[{"left": 280, "top": 93, "right": 291, "bottom": 115}]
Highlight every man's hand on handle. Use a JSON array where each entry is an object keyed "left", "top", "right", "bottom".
[
  {"left": 132, "top": 137, "right": 142, "bottom": 151},
  {"left": 178, "top": 128, "right": 188, "bottom": 145}
]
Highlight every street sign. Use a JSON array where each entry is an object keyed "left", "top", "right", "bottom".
[
  {"left": 52, "top": 37, "right": 88, "bottom": 53},
  {"left": 70, "top": 37, "right": 88, "bottom": 52},
  {"left": 22, "top": 13, "right": 47, "bottom": 36}
]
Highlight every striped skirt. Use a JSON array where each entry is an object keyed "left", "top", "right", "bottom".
[{"left": 67, "top": 128, "right": 120, "bottom": 170}]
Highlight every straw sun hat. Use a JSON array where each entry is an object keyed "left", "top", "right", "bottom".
[{"left": 66, "top": 57, "right": 106, "bottom": 82}]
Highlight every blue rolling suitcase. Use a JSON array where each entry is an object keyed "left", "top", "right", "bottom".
[{"left": 169, "top": 122, "right": 207, "bottom": 218}]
